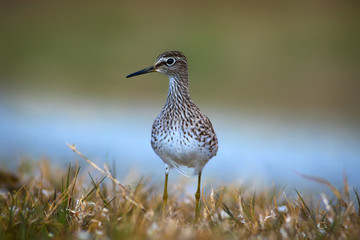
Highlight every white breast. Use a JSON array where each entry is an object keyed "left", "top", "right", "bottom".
[{"left": 151, "top": 122, "right": 212, "bottom": 176}]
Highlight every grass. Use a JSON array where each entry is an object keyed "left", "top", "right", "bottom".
[{"left": 0, "top": 146, "right": 359, "bottom": 239}]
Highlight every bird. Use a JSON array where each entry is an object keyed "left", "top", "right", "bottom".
[{"left": 126, "top": 51, "right": 218, "bottom": 219}]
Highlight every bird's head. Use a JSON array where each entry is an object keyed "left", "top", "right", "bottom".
[{"left": 126, "top": 51, "right": 188, "bottom": 78}]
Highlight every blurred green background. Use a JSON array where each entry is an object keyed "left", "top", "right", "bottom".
[{"left": 1, "top": 0, "right": 359, "bottom": 117}]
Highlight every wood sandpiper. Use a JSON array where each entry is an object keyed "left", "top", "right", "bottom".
[{"left": 126, "top": 51, "right": 218, "bottom": 218}]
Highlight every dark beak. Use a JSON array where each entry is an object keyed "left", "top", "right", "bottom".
[{"left": 126, "top": 66, "right": 155, "bottom": 78}]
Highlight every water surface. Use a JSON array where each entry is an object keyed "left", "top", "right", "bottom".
[{"left": 1, "top": 97, "right": 359, "bottom": 192}]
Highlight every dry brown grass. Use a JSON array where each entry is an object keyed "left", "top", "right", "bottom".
[{"left": 0, "top": 147, "right": 359, "bottom": 239}]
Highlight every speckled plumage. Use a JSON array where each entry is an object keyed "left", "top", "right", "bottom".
[
  {"left": 126, "top": 51, "right": 218, "bottom": 216},
  {"left": 145, "top": 51, "right": 218, "bottom": 176}
]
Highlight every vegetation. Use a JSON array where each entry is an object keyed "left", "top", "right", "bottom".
[
  {"left": 2, "top": 1, "right": 360, "bottom": 116},
  {"left": 0, "top": 145, "right": 359, "bottom": 239}
]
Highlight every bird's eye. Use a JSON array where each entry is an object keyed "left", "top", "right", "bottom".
[{"left": 166, "top": 58, "right": 175, "bottom": 66}]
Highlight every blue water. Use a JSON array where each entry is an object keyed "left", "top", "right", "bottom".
[{"left": 1, "top": 97, "right": 359, "bottom": 192}]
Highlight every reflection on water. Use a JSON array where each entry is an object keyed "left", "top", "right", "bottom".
[{"left": 1, "top": 97, "right": 359, "bottom": 191}]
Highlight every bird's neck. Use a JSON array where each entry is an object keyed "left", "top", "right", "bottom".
[{"left": 165, "top": 73, "right": 191, "bottom": 108}]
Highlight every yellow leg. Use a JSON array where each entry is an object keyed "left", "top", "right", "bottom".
[
  {"left": 163, "top": 166, "right": 169, "bottom": 213},
  {"left": 195, "top": 172, "right": 202, "bottom": 221}
]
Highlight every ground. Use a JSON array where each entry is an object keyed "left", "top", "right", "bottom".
[{"left": 0, "top": 146, "right": 359, "bottom": 239}]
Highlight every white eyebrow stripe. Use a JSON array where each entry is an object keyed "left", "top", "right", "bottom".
[
  {"left": 155, "top": 57, "right": 166, "bottom": 65},
  {"left": 155, "top": 57, "right": 186, "bottom": 65}
]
